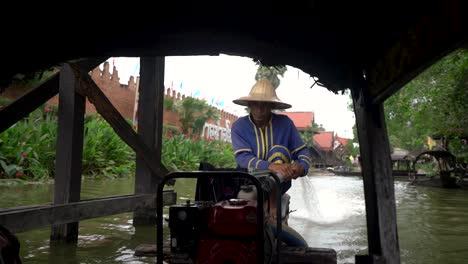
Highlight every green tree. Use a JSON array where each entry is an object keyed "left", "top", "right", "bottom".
[
  {"left": 384, "top": 49, "right": 468, "bottom": 161},
  {"left": 170, "top": 97, "right": 220, "bottom": 135},
  {"left": 255, "top": 62, "right": 287, "bottom": 89},
  {"left": 300, "top": 120, "right": 325, "bottom": 147},
  {"left": 344, "top": 91, "right": 360, "bottom": 157},
  {"left": 345, "top": 124, "right": 360, "bottom": 157}
]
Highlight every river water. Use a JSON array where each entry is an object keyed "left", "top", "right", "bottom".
[{"left": 1, "top": 175, "right": 467, "bottom": 264}]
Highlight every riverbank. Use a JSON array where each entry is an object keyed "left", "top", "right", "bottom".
[{"left": 0, "top": 178, "right": 54, "bottom": 186}]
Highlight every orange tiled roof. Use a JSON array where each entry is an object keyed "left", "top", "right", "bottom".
[
  {"left": 337, "top": 136, "right": 348, "bottom": 146},
  {"left": 279, "top": 112, "right": 314, "bottom": 131},
  {"left": 313, "top": 131, "right": 334, "bottom": 150}
]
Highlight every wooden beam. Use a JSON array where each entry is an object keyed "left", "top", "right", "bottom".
[
  {"left": 51, "top": 63, "right": 86, "bottom": 243},
  {"left": 351, "top": 76, "right": 400, "bottom": 264},
  {"left": 366, "top": 0, "right": 467, "bottom": 104},
  {"left": 70, "top": 63, "right": 166, "bottom": 178},
  {"left": 0, "top": 58, "right": 106, "bottom": 134},
  {"left": 0, "top": 73, "right": 59, "bottom": 133},
  {"left": 134, "top": 57, "right": 166, "bottom": 225},
  {"left": 0, "top": 192, "right": 176, "bottom": 234}
]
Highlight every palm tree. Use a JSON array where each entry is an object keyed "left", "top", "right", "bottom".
[{"left": 173, "top": 97, "right": 220, "bottom": 135}]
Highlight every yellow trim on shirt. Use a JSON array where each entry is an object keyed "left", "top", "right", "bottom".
[
  {"left": 248, "top": 116, "right": 261, "bottom": 158},
  {"left": 267, "top": 152, "right": 289, "bottom": 163},
  {"left": 234, "top": 148, "right": 253, "bottom": 155},
  {"left": 298, "top": 154, "right": 311, "bottom": 162},
  {"left": 292, "top": 144, "right": 306, "bottom": 154},
  {"left": 259, "top": 128, "right": 266, "bottom": 160},
  {"left": 255, "top": 160, "right": 262, "bottom": 169},
  {"left": 270, "top": 145, "right": 291, "bottom": 161},
  {"left": 269, "top": 122, "right": 273, "bottom": 147},
  {"left": 248, "top": 157, "right": 256, "bottom": 169},
  {"left": 299, "top": 158, "right": 311, "bottom": 165}
]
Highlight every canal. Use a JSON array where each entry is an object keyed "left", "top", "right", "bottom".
[{"left": 1, "top": 175, "right": 467, "bottom": 263}]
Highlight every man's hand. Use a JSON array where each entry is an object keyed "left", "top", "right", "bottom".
[
  {"left": 268, "top": 163, "right": 305, "bottom": 181},
  {"left": 268, "top": 163, "right": 294, "bottom": 180},
  {"left": 291, "top": 163, "right": 305, "bottom": 179}
]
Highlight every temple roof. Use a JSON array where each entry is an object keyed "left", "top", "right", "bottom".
[
  {"left": 279, "top": 112, "right": 314, "bottom": 131},
  {"left": 314, "top": 131, "right": 335, "bottom": 151}
]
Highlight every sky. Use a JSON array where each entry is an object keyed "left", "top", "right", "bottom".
[{"left": 102, "top": 55, "right": 356, "bottom": 139}]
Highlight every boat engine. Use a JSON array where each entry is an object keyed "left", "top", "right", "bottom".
[
  {"left": 159, "top": 171, "right": 281, "bottom": 264},
  {"left": 169, "top": 198, "right": 262, "bottom": 264},
  {"left": 196, "top": 199, "right": 259, "bottom": 264}
]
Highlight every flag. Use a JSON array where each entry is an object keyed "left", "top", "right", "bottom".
[
  {"left": 193, "top": 90, "right": 201, "bottom": 98},
  {"left": 179, "top": 82, "right": 183, "bottom": 91},
  {"left": 217, "top": 101, "right": 225, "bottom": 107},
  {"left": 133, "top": 63, "right": 139, "bottom": 75}
]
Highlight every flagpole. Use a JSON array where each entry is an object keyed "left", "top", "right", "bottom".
[{"left": 132, "top": 59, "right": 140, "bottom": 131}]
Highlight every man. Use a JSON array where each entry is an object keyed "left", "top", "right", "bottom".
[
  {"left": 231, "top": 78, "right": 311, "bottom": 194},
  {"left": 231, "top": 78, "right": 311, "bottom": 247}
]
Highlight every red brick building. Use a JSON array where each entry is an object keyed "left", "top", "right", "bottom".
[{"left": 46, "top": 62, "right": 239, "bottom": 142}]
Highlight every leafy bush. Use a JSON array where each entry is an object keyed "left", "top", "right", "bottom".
[
  {"left": 0, "top": 105, "right": 57, "bottom": 180},
  {"left": 81, "top": 114, "right": 136, "bottom": 178},
  {"left": 1, "top": 108, "right": 236, "bottom": 180},
  {"left": 162, "top": 133, "right": 236, "bottom": 172}
]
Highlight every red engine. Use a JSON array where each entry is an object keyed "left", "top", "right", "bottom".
[
  {"left": 197, "top": 199, "right": 258, "bottom": 264},
  {"left": 208, "top": 199, "right": 258, "bottom": 237},
  {"left": 169, "top": 198, "right": 260, "bottom": 264}
]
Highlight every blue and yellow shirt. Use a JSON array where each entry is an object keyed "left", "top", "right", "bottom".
[{"left": 231, "top": 113, "right": 311, "bottom": 192}]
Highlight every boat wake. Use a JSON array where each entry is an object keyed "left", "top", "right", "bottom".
[{"left": 288, "top": 176, "right": 365, "bottom": 225}]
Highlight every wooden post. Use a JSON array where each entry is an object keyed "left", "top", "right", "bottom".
[
  {"left": 351, "top": 74, "right": 400, "bottom": 264},
  {"left": 50, "top": 63, "right": 86, "bottom": 243},
  {"left": 133, "top": 57, "right": 166, "bottom": 225}
]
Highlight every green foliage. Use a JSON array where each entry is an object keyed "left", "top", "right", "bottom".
[
  {"left": 0, "top": 97, "right": 12, "bottom": 107},
  {"left": 0, "top": 109, "right": 136, "bottom": 180},
  {"left": 81, "top": 114, "right": 136, "bottom": 179},
  {"left": 0, "top": 106, "right": 57, "bottom": 180},
  {"left": 173, "top": 97, "right": 220, "bottom": 135},
  {"left": 163, "top": 124, "right": 179, "bottom": 135},
  {"left": 9, "top": 70, "right": 55, "bottom": 88},
  {"left": 345, "top": 124, "right": 360, "bottom": 158},
  {"left": 162, "top": 134, "right": 236, "bottom": 172},
  {"left": 0, "top": 106, "right": 236, "bottom": 180},
  {"left": 163, "top": 97, "right": 176, "bottom": 112},
  {"left": 384, "top": 48, "right": 468, "bottom": 161},
  {"left": 300, "top": 120, "right": 325, "bottom": 147},
  {"left": 254, "top": 63, "right": 287, "bottom": 89}
]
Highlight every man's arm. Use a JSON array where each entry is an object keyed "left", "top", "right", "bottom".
[
  {"left": 288, "top": 120, "right": 311, "bottom": 177},
  {"left": 292, "top": 143, "right": 311, "bottom": 176},
  {"left": 231, "top": 121, "right": 270, "bottom": 170},
  {"left": 231, "top": 121, "right": 295, "bottom": 177}
]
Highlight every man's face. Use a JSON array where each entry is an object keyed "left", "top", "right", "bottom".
[{"left": 248, "top": 101, "right": 272, "bottom": 123}]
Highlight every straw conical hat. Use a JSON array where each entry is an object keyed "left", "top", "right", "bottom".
[{"left": 233, "top": 79, "right": 291, "bottom": 110}]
